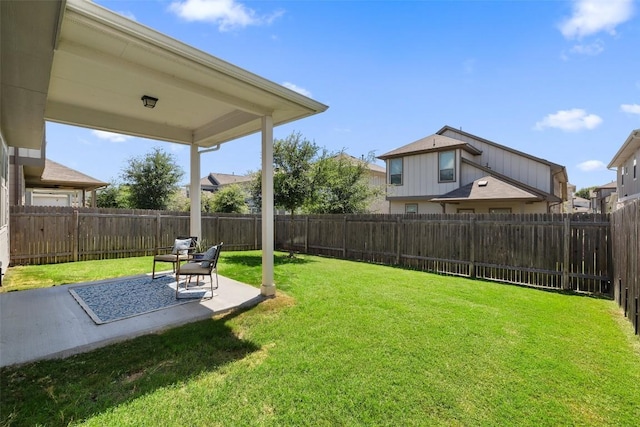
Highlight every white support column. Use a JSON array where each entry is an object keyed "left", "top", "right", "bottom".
[
  {"left": 189, "top": 144, "right": 201, "bottom": 241},
  {"left": 261, "top": 115, "right": 276, "bottom": 297}
]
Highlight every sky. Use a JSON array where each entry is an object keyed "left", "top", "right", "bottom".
[{"left": 45, "top": 0, "right": 640, "bottom": 191}]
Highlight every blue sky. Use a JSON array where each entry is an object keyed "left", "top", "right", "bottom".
[{"left": 46, "top": 0, "right": 640, "bottom": 191}]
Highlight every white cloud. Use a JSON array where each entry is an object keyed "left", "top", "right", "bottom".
[
  {"left": 282, "top": 82, "right": 312, "bottom": 98},
  {"left": 569, "top": 39, "right": 605, "bottom": 55},
  {"left": 620, "top": 103, "right": 640, "bottom": 114},
  {"left": 534, "top": 109, "right": 603, "bottom": 132},
  {"left": 91, "top": 130, "right": 131, "bottom": 143},
  {"left": 577, "top": 160, "right": 607, "bottom": 172},
  {"left": 169, "top": 0, "right": 283, "bottom": 31},
  {"left": 560, "top": 0, "right": 634, "bottom": 39}
]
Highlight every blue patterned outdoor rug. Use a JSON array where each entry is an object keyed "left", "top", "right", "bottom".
[{"left": 69, "top": 275, "right": 213, "bottom": 325}]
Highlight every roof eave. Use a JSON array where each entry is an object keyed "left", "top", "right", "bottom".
[{"left": 608, "top": 129, "right": 640, "bottom": 168}]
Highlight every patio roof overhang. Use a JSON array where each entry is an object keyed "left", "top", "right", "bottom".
[
  {"left": 47, "top": 0, "right": 328, "bottom": 148},
  {"left": 1, "top": 0, "right": 327, "bottom": 151}
]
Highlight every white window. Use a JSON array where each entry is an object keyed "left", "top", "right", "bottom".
[
  {"left": 438, "top": 151, "right": 455, "bottom": 182},
  {"left": 405, "top": 203, "right": 418, "bottom": 214},
  {"left": 389, "top": 158, "right": 403, "bottom": 185}
]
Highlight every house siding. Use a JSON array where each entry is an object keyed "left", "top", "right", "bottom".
[
  {"left": 389, "top": 200, "right": 443, "bottom": 214},
  {"left": 443, "top": 201, "right": 547, "bottom": 214},
  {"left": 618, "top": 147, "right": 640, "bottom": 200},
  {"left": 441, "top": 128, "right": 552, "bottom": 193},
  {"left": 386, "top": 150, "right": 460, "bottom": 198}
]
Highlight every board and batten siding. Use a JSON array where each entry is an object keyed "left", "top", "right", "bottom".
[
  {"left": 386, "top": 151, "right": 461, "bottom": 198},
  {"left": 389, "top": 201, "right": 442, "bottom": 215},
  {"left": 442, "top": 201, "right": 547, "bottom": 214},
  {"left": 617, "top": 145, "right": 640, "bottom": 200},
  {"left": 441, "top": 128, "right": 552, "bottom": 193}
]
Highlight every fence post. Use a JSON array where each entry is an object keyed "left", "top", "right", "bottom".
[
  {"left": 624, "top": 287, "right": 629, "bottom": 317},
  {"left": 305, "top": 216, "right": 309, "bottom": 253},
  {"left": 72, "top": 209, "right": 79, "bottom": 262},
  {"left": 635, "top": 297, "right": 639, "bottom": 335},
  {"left": 254, "top": 216, "right": 259, "bottom": 250},
  {"left": 155, "top": 212, "right": 161, "bottom": 251},
  {"left": 343, "top": 216, "right": 347, "bottom": 258},
  {"left": 562, "top": 216, "right": 571, "bottom": 290},
  {"left": 396, "top": 216, "right": 402, "bottom": 265},
  {"left": 469, "top": 214, "right": 476, "bottom": 279}
]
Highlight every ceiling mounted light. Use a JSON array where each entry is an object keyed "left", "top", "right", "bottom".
[{"left": 141, "top": 95, "right": 158, "bottom": 109}]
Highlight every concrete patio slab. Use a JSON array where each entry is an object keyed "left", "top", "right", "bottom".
[{"left": 0, "top": 274, "right": 263, "bottom": 368}]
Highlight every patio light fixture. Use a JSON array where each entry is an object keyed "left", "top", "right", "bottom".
[{"left": 141, "top": 95, "right": 158, "bottom": 108}]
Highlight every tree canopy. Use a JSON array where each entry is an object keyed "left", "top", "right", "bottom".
[
  {"left": 121, "top": 147, "right": 184, "bottom": 210},
  {"left": 575, "top": 186, "right": 596, "bottom": 200},
  {"left": 306, "top": 153, "right": 378, "bottom": 214},
  {"left": 209, "top": 184, "right": 249, "bottom": 213},
  {"left": 251, "top": 131, "right": 323, "bottom": 215},
  {"left": 250, "top": 133, "right": 378, "bottom": 216}
]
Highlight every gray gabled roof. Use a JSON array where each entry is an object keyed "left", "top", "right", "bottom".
[
  {"left": 431, "top": 175, "right": 542, "bottom": 202},
  {"left": 431, "top": 175, "right": 543, "bottom": 202},
  {"left": 377, "top": 133, "right": 482, "bottom": 160}
]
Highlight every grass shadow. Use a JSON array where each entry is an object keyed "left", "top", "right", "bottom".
[
  {"left": 0, "top": 308, "right": 260, "bottom": 426},
  {"left": 222, "top": 252, "right": 316, "bottom": 268}
]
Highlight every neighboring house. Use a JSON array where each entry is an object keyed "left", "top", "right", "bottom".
[
  {"left": 378, "top": 126, "right": 568, "bottom": 214},
  {"left": 572, "top": 196, "right": 591, "bottom": 213},
  {"left": 607, "top": 129, "right": 640, "bottom": 209},
  {"left": 199, "top": 172, "right": 252, "bottom": 193},
  {"left": 10, "top": 145, "right": 107, "bottom": 207},
  {"left": 27, "top": 159, "right": 107, "bottom": 207},
  {"left": 593, "top": 181, "right": 617, "bottom": 214}
]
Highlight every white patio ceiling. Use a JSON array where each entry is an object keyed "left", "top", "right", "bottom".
[{"left": 46, "top": 0, "right": 327, "bottom": 148}]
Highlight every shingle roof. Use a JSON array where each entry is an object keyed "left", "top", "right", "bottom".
[
  {"left": 431, "top": 176, "right": 542, "bottom": 202},
  {"left": 377, "top": 133, "right": 482, "bottom": 160},
  {"left": 201, "top": 172, "right": 253, "bottom": 188},
  {"left": 36, "top": 159, "right": 108, "bottom": 190}
]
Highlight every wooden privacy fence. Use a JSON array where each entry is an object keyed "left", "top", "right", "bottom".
[
  {"left": 9, "top": 206, "right": 262, "bottom": 265},
  {"left": 9, "top": 207, "right": 612, "bottom": 297},
  {"left": 611, "top": 198, "right": 640, "bottom": 335},
  {"left": 275, "top": 213, "right": 612, "bottom": 295}
]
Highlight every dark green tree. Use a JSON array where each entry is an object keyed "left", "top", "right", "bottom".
[
  {"left": 210, "top": 184, "right": 249, "bottom": 213},
  {"left": 95, "top": 182, "right": 131, "bottom": 208},
  {"left": 122, "top": 147, "right": 184, "bottom": 210},
  {"left": 251, "top": 131, "right": 323, "bottom": 255},
  {"left": 575, "top": 186, "right": 596, "bottom": 199},
  {"left": 306, "top": 152, "right": 378, "bottom": 214}
]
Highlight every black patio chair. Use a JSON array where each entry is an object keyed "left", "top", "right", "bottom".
[{"left": 175, "top": 242, "right": 223, "bottom": 299}]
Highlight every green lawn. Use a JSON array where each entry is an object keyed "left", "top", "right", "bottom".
[{"left": 1, "top": 252, "right": 639, "bottom": 426}]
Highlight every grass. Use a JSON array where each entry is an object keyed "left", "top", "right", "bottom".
[
  {"left": 1, "top": 252, "right": 639, "bottom": 426},
  {"left": 1, "top": 257, "right": 154, "bottom": 292}
]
